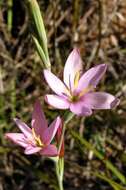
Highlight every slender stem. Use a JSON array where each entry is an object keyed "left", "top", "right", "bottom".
[
  {"left": 56, "top": 112, "right": 74, "bottom": 190},
  {"left": 55, "top": 158, "right": 64, "bottom": 190}
]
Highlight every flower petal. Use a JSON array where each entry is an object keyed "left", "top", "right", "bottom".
[
  {"left": 42, "top": 116, "right": 61, "bottom": 145},
  {"left": 5, "top": 133, "right": 28, "bottom": 148},
  {"left": 77, "top": 64, "right": 107, "bottom": 92},
  {"left": 45, "top": 94, "right": 70, "bottom": 109},
  {"left": 44, "top": 70, "right": 66, "bottom": 96},
  {"left": 32, "top": 100, "right": 48, "bottom": 139},
  {"left": 40, "top": 144, "right": 58, "bottom": 157},
  {"left": 84, "top": 92, "right": 120, "bottom": 109},
  {"left": 64, "top": 49, "right": 83, "bottom": 90},
  {"left": 24, "top": 146, "right": 42, "bottom": 155},
  {"left": 70, "top": 101, "right": 92, "bottom": 116},
  {"left": 13, "top": 118, "right": 32, "bottom": 138}
]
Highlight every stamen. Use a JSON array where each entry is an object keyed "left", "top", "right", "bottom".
[
  {"left": 74, "top": 71, "right": 80, "bottom": 88},
  {"left": 36, "top": 136, "right": 43, "bottom": 146},
  {"left": 32, "top": 128, "right": 44, "bottom": 147},
  {"left": 62, "top": 81, "right": 72, "bottom": 97}
]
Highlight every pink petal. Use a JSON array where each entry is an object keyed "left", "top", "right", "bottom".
[
  {"left": 83, "top": 92, "right": 120, "bottom": 109},
  {"left": 45, "top": 94, "right": 70, "bottom": 109},
  {"left": 63, "top": 49, "right": 83, "bottom": 90},
  {"left": 40, "top": 144, "right": 58, "bottom": 157},
  {"left": 13, "top": 118, "right": 32, "bottom": 138},
  {"left": 70, "top": 101, "right": 92, "bottom": 116},
  {"left": 42, "top": 116, "right": 61, "bottom": 145},
  {"left": 44, "top": 70, "right": 66, "bottom": 96},
  {"left": 32, "top": 100, "right": 48, "bottom": 139},
  {"left": 24, "top": 146, "right": 42, "bottom": 155},
  {"left": 77, "top": 64, "right": 107, "bottom": 93},
  {"left": 5, "top": 133, "right": 28, "bottom": 148}
]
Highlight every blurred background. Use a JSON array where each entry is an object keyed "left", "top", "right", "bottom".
[{"left": 0, "top": 0, "right": 126, "bottom": 189}]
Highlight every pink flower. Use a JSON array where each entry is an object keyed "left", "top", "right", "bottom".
[
  {"left": 44, "top": 49, "right": 119, "bottom": 116},
  {"left": 5, "top": 100, "right": 61, "bottom": 157}
]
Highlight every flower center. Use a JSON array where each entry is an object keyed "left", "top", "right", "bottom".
[
  {"left": 32, "top": 128, "right": 44, "bottom": 147},
  {"left": 64, "top": 71, "right": 94, "bottom": 103},
  {"left": 69, "top": 85, "right": 94, "bottom": 103},
  {"left": 70, "top": 95, "right": 79, "bottom": 102}
]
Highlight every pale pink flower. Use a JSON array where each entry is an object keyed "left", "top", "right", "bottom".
[
  {"left": 44, "top": 49, "right": 119, "bottom": 116},
  {"left": 5, "top": 100, "right": 61, "bottom": 156}
]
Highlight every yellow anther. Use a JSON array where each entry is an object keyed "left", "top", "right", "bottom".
[
  {"left": 74, "top": 71, "right": 80, "bottom": 88},
  {"left": 36, "top": 136, "right": 43, "bottom": 146},
  {"left": 32, "top": 128, "right": 44, "bottom": 147}
]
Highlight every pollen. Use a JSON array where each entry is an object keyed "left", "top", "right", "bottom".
[
  {"left": 32, "top": 128, "right": 44, "bottom": 147},
  {"left": 74, "top": 71, "right": 80, "bottom": 88}
]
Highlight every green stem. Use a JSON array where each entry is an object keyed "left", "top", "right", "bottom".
[
  {"left": 56, "top": 112, "right": 74, "bottom": 190},
  {"left": 55, "top": 158, "right": 64, "bottom": 190}
]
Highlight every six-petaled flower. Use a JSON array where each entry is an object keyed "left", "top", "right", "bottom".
[
  {"left": 5, "top": 100, "right": 61, "bottom": 157},
  {"left": 44, "top": 49, "right": 119, "bottom": 116}
]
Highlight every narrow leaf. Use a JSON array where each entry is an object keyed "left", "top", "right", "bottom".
[
  {"left": 32, "top": 36, "right": 49, "bottom": 69},
  {"left": 70, "top": 129, "right": 126, "bottom": 184},
  {"left": 27, "top": 0, "right": 50, "bottom": 69}
]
